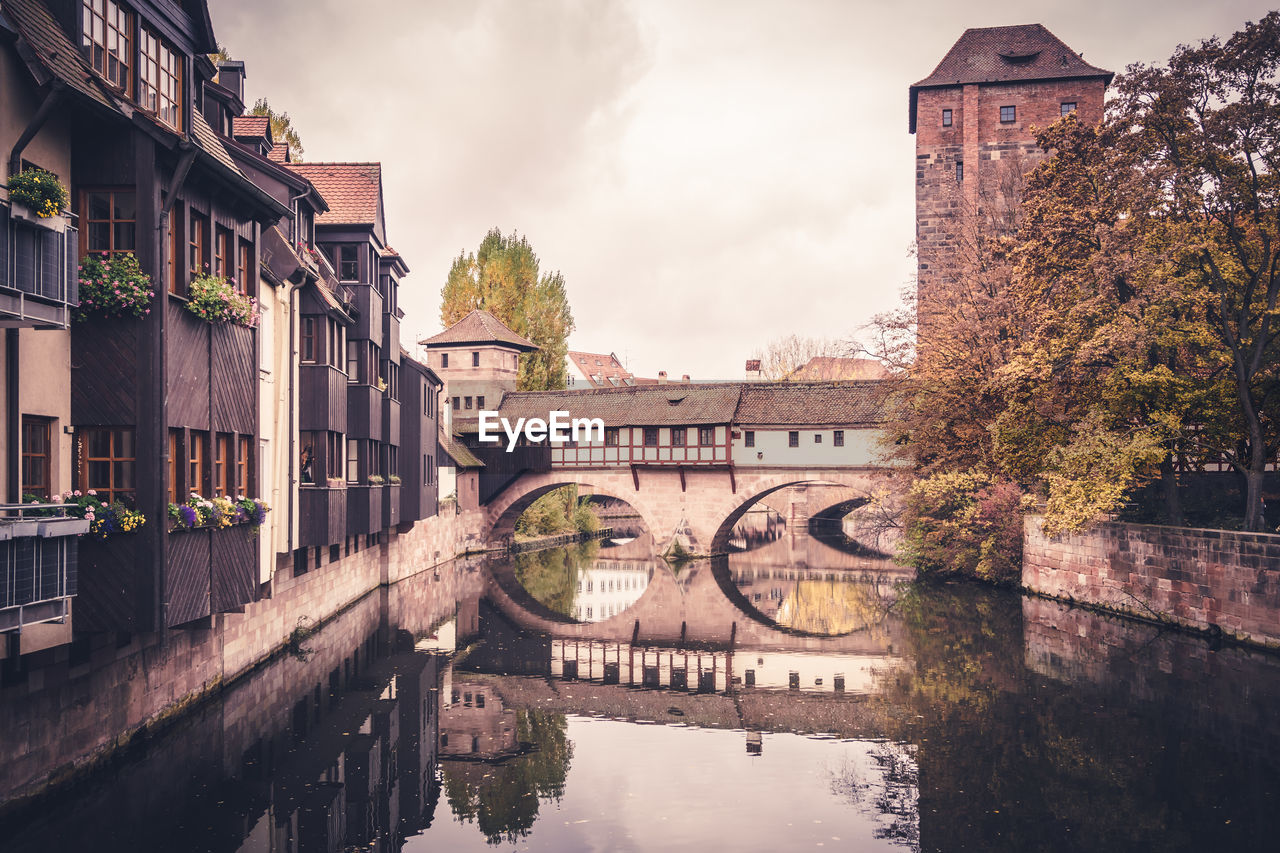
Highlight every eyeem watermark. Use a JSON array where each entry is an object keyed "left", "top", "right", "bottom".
[{"left": 478, "top": 410, "right": 604, "bottom": 452}]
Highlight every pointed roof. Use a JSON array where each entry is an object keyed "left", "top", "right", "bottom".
[
  {"left": 909, "top": 24, "right": 1112, "bottom": 132},
  {"left": 286, "top": 162, "right": 382, "bottom": 226},
  {"left": 420, "top": 309, "right": 539, "bottom": 352}
]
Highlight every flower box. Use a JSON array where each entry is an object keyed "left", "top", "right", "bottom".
[
  {"left": 9, "top": 201, "right": 70, "bottom": 232},
  {"left": 38, "top": 517, "right": 91, "bottom": 537}
]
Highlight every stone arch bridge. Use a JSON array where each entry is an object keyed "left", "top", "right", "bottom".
[{"left": 482, "top": 466, "right": 905, "bottom": 555}]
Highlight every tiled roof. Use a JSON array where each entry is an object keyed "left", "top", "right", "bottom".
[
  {"left": 913, "top": 24, "right": 1111, "bottom": 88},
  {"left": 287, "top": 162, "right": 381, "bottom": 225},
  {"left": 231, "top": 114, "right": 271, "bottom": 140},
  {"left": 1, "top": 0, "right": 120, "bottom": 111},
  {"left": 421, "top": 309, "right": 539, "bottom": 351},
  {"left": 734, "top": 381, "right": 890, "bottom": 427},
  {"left": 909, "top": 24, "right": 1112, "bottom": 132},
  {"left": 568, "top": 350, "right": 636, "bottom": 387},
  {"left": 496, "top": 384, "right": 744, "bottom": 428},
  {"left": 190, "top": 109, "right": 247, "bottom": 179},
  {"left": 266, "top": 144, "right": 289, "bottom": 163},
  {"left": 786, "top": 357, "right": 891, "bottom": 381},
  {"left": 440, "top": 429, "right": 484, "bottom": 468}
]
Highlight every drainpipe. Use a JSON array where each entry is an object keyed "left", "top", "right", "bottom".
[
  {"left": 7, "top": 82, "right": 64, "bottom": 177},
  {"left": 6, "top": 329, "right": 17, "bottom": 502}
]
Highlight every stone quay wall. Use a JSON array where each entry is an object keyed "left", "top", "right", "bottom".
[
  {"left": 1022, "top": 515, "right": 1280, "bottom": 647},
  {"left": 0, "top": 507, "right": 483, "bottom": 808}
]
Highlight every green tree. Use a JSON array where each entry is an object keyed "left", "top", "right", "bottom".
[
  {"left": 441, "top": 228, "right": 574, "bottom": 391},
  {"left": 249, "top": 97, "right": 304, "bottom": 162}
]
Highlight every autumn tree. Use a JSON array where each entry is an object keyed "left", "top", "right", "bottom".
[
  {"left": 749, "top": 334, "right": 844, "bottom": 380},
  {"left": 250, "top": 97, "right": 304, "bottom": 162},
  {"left": 441, "top": 228, "right": 574, "bottom": 391}
]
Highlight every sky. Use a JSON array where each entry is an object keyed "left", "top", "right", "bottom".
[{"left": 214, "top": 0, "right": 1274, "bottom": 380}]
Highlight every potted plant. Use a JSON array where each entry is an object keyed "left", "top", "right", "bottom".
[
  {"left": 6, "top": 167, "right": 69, "bottom": 230},
  {"left": 76, "top": 252, "right": 155, "bottom": 321},
  {"left": 367, "top": 474, "right": 386, "bottom": 485},
  {"left": 187, "top": 273, "right": 259, "bottom": 326},
  {"left": 389, "top": 475, "right": 402, "bottom": 485}
]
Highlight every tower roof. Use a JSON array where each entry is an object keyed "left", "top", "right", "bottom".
[
  {"left": 420, "top": 309, "right": 539, "bottom": 352},
  {"left": 909, "top": 24, "right": 1113, "bottom": 132}
]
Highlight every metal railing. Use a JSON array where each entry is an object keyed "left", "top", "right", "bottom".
[
  {"left": 0, "top": 198, "right": 80, "bottom": 328},
  {"left": 1, "top": 502, "right": 84, "bottom": 631}
]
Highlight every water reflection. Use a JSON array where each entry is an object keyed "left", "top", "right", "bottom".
[
  {"left": 507, "top": 540, "right": 654, "bottom": 624},
  {"left": 4, "top": 536, "right": 1280, "bottom": 852}
]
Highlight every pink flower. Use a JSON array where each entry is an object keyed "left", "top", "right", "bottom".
[
  {"left": 87, "top": 490, "right": 97, "bottom": 496},
  {"left": 73, "top": 490, "right": 82, "bottom": 497}
]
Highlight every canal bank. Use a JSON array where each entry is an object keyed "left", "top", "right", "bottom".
[
  {"left": 1022, "top": 514, "right": 1280, "bottom": 650},
  {"left": 0, "top": 508, "right": 486, "bottom": 811}
]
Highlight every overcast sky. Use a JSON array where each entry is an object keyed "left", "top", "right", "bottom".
[{"left": 215, "top": 0, "right": 1272, "bottom": 380}]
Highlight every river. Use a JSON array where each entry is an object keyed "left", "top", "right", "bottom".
[{"left": 2, "top": 527, "right": 1279, "bottom": 852}]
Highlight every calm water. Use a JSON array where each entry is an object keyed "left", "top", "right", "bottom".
[{"left": 4, "top": 529, "right": 1280, "bottom": 852}]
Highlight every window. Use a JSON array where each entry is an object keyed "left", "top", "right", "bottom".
[
  {"left": 788, "top": 431, "right": 799, "bottom": 448},
  {"left": 744, "top": 430, "right": 755, "bottom": 448},
  {"left": 300, "top": 431, "right": 318, "bottom": 484},
  {"left": 339, "top": 245, "right": 359, "bottom": 281},
  {"left": 139, "top": 26, "right": 182, "bottom": 131},
  {"left": 955, "top": 161, "right": 963, "bottom": 183},
  {"left": 441, "top": 352, "right": 449, "bottom": 369},
  {"left": 1000, "top": 105, "right": 1016, "bottom": 123},
  {"left": 167, "top": 429, "right": 180, "bottom": 505},
  {"left": 190, "top": 213, "right": 208, "bottom": 278},
  {"left": 604, "top": 428, "right": 619, "bottom": 447},
  {"left": 643, "top": 428, "right": 658, "bottom": 447},
  {"left": 472, "top": 351, "right": 480, "bottom": 367},
  {"left": 452, "top": 397, "right": 460, "bottom": 411},
  {"left": 81, "top": 0, "right": 131, "bottom": 94},
  {"left": 814, "top": 433, "right": 822, "bottom": 444},
  {"left": 82, "top": 189, "right": 136, "bottom": 255},
  {"left": 214, "top": 433, "right": 232, "bottom": 497},
  {"left": 672, "top": 428, "right": 685, "bottom": 447},
  {"left": 464, "top": 396, "right": 472, "bottom": 410},
  {"left": 699, "top": 427, "right": 715, "bottom": 446},
  {"left": 236, "top": 436, "right": 251, "bottom": 496},
  {"left": 214, "top": 228, "right": 231, "bottom": 279},
  {"left": 476, "top": 395, "right": 484, "bottom": 410},
  {"left": 167, "top": 206, "right": 183, "bottom": 294},
  {"left": 347, "top": 439, "right": 359, "bottom": 483},
  {"left": 237, "top": 241, "right": 253, "bottom": 295},
  {"left": 1061, "top": 102, "right": 1077, "bottom": 116},
  {"left": 834, "top": 430, "right": 845, "bottom": 447},
  {"left": 301, "top": 317, "right": 317, "bottom": 362},
  {"left": 347, "top": 340, "right": 360, "bottom": 382},
  {"left": 81, "top": 427, "right": 136, "bottom": 502},
  {"left": 327, "top": 320, "right": 343, "bottom": 369},
  {"left": 942, "top": 108, "right": 952, "bottom": 127},
  {"left": 21, "top": 417, "right": 52, "bottom": 500},
  {"left": 189, "top": 430, "right": 208, "bottom": 496}
]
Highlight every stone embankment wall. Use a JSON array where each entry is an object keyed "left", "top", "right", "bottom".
[
  {"left": 0, "top": 507, "right": 484, "bottom": 807},
  {"left": 1022, "top": 515, "right": 1280, "bottom": 647}
]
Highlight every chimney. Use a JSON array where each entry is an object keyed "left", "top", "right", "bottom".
[
  {"left": 681, "top": 374, "right": 690, "bottom": 382},
  {"left": 217, "top": 60, "right": 246, "bottom": 105},
  {"left": 658, "top": 371, "right": 667, "bottom": 385}
]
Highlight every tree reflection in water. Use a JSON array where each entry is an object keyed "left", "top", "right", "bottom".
[
  {"left": 442, "top": 709, "right": 573, "bottom": 845},
  {"left": 512, "top": 541, "right": 600, "bottom": 618},
  {"left": 828, "top": 742, "right": 921, "bottom": 848}
]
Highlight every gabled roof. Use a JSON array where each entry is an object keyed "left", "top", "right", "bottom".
[
  {"left": 734, "top": 381, "right": 890, "bottom": 427},
  {"left": 421, "top": 309, "right": 538, "bottom": 352},
  {"left": 495, "top": 384, "right": 743, "bottom": 428},
  {"left": 909, "top": 24, "right": 1112, "bottom": 132},
  {"left": 286, "top": 162, "right": 382, "bottom": 226},
  {"left": 231, "top": 114, "right": 271, "bottom": 142},
  {"left": 267, "top": 144, "right": 290, "bottom": 164}
]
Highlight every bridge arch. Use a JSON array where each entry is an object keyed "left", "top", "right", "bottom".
[{"left": 483, "top": 470, "right": 666, "bottom": 545}]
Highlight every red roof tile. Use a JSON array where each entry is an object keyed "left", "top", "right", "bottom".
[
  {"left": 497, "top": 384, "right": 743, "bottom": 428},
  {"left": 786, "top": 357, "right": 891, "bottom": 381},
  {"left": 735, "top": 381, "right": 890, "bottom": 426},
  {"left": 421, "top": 309, "right": 539, "bottom": 351},
  {"left": 287, "top": 162, "right": 382, "bottom": 225},
  {"left": 266, "top": 144, "right": 290, "bottom": 164},
  {"left": 231, "top": 114, "right": 271, "bottom": 141}
]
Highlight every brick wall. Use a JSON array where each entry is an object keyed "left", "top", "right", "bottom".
[{"left": 1022, "top": 515, "right": 1280, "bottom": 646}]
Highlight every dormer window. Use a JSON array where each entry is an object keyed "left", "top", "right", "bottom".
[
  {"left": 140, "top": 26, "right": 183, "bottom": 131},
  {"left": 82, "top": 0, "right": 132, "bottom": 95}
]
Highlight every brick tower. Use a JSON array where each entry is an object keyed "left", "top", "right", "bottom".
[{"left": 910, "top": 25, "right": 1112, "bottom": 336}]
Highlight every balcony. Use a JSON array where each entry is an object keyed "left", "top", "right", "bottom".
[
  {"left": 0, "top": 502, "right": 87, "bottom": 634},
  {"left": 347, "top": 383, "right": 383, "bottom": 440},
  {"left": 165, "top": 525, "right": 259, "bottom": 628},
  {"left": 300, "top": 363, "right": 348, "bottom": 433},
  {"left": 0, "top": 199, "right": 79, "bottom": 329},
  {"left": 300, "top": 485, "right": 347, "bottom": 547},
  {"left": 347, "top": 485, "right": 384, "bottom": 536}
]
